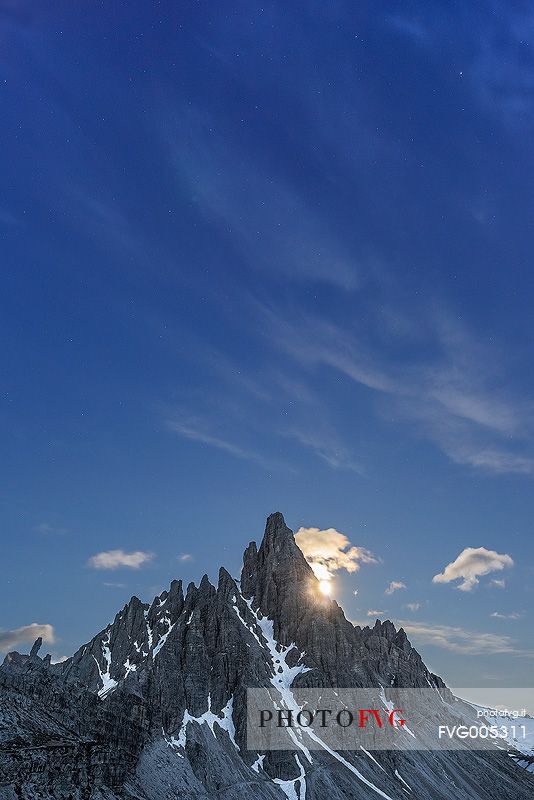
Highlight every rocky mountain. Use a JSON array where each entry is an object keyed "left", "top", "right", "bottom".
[{"left": 0, "top": 512, "right": 532, "bottom": 799}]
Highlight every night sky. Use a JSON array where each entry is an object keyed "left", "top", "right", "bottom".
[{"left": 1, "top": 1, "right": 533, "bottom": 688}]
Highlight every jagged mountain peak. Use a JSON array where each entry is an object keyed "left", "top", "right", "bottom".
[
  {"left": 27, "top": 513, "right": 433, "bottom": 698},
  {"left": 261, "top": 510, "right": 295, "bottom": 547},
  {"left": 1, "top": 511, "right": 532, "bottom": 799},
  {"left": 242, "top": 512, "right": 316, "bottom": 599},
  {"left": 257, "top": 511, "right": 309, "bottom": 565},
  {"left": 218, "top": 565, "right": 239, "bottom": 597}
]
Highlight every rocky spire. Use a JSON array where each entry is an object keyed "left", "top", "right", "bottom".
[
  {"left": 241, "top": 512, "right": 316, "bottom": 617},
  {"left": 240, "top": 512, "right": 356, "bottom": 680},
  {"left": 259, "top": 511, "right": 297, "bottom": 554},
  {"left": 30, "top": 637, "right": 42, "bottom": 659}
]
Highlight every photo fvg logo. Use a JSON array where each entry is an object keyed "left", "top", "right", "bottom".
[
  {"left": 259, "top": 708, "right": 406, "bottom": 730},
  {"left": 247, "top": 688, "right": 534, "bottom": 752}
]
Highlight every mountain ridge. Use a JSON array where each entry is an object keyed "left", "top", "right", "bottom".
[{"left": 0, "top": 512, "right": 532, "bottom": 799}]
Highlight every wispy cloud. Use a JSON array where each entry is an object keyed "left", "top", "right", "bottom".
[
  {"left": 260, "top": 306, "right": 395, "bottom": 394},
  {"left": 367, "top": 609, "right": 387, "bottom": 618},
  {"left": 469, "top": 7, "right": 534, "bottom": 128},
  {"left": 397, "top": 620, "right": 533, "bottom": 657},
  {"left": 163, "top": 107, "right": 359, "bottom": 290},
  {"left": 166, "top": 415, "right": 278, "bottom": 470},
  {"left": 87, "top": 550, "right": 153, "bottom": 570},
  {"left": 34, "top": 522, "right": 68, "bottom": 535},
  {"left": 178, "top": 553, "right": 193, "bottom": 562},
  {"left": 0, "top": 208, "right": 19, "bottom": 226},
  {"left": 436, "top": 440, "right": 534, "bottom": 477},
  {"left": 433, "top": 547, "right": 514, "bottom": 592},
  {"left": 149, "top": 36, "right": 534, "bottom": 485},
  {"left": 283, "top": 426, "right": 363, "bottom": 473},
  {"left": 387, "top": 15, "right": 429, "bottom": 45},
  {"left": 255, "top": 300, "right": 534, "bottom": 478},
  {"left": 160, "top": 292, "right": 534, "bottom": 482},
  {"left": 490, "top": 611, "right": 522, "bottom": 620},
  {"left": 162, "top": 346, "right": 363, "bottom": 475},
  {"left": 405, "top": 603, "right": 421, "bottom": 612},
  {"left": 388, "top": 4, "right": 534, "bottom": 131},
  {"left": 0, "top": 623, "right": 55, "bottom": 653}
]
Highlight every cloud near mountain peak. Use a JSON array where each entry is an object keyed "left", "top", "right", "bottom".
[{"left": 294, "top": 526, "right": 378, "bottom": 581}]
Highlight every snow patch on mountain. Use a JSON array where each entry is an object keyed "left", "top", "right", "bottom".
[
  {"left": 239, "top": 595, "right": 395, "bottom": 800},
  {"left": 379, "top": 686, "right": 416, "bottom": 739},
  {"left": 92, "top": 630, "right": 118, "bottom": 698},
  {"left": 153, "top": 615, "right": 175, "bottom": 657},
  {"left": 165, "top": 694, "right": 239, "bottom": 755},
  {"left": 273, "top": 754, "right": 306, "bottom": 800}
]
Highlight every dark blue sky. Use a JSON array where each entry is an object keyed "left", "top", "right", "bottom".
[{"left": 1, "top": 1, "right": 533, "bottom": 686}]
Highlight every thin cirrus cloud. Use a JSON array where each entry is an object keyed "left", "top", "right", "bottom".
[
  {"left": 34, "top": 522, "right": 69, "bottom": 535},
  {"left": 254, "top": 300, "right": 534, "bottom": 478},
  {"left": 166, "top": 416, "right": 280, "bottom": 472},
  {"left": 385, "top": 581, "right": 406, "bottom": 595},
  {"left": 164, "top": 106, "right": 359, "bottom": 291},
  {"left": 87, "top": 550, "right": 154, "bottom": 570},
  {"left": 282, "top": 426, "right": 363, "bottom": 473},
  {"left": 490, "top": 611, "right": 522, "bottom": 620},
  {"left": 432, "top": 547, "right": 514, "bottom": 592},
  {"left": 178, "top": 553, "right": 193, "bottom": 562},
  {"left": 367, "top": 610, "right": 387, "bottom": 618},
  {"left": 161, "top": 292, "right": 533, "bottom": 480},
  {"left": 405, "top": 603, "right": 421, "bottom": 612},
  {"left": 397, "top": 620, "right": 533, "bottom": 657},
  {"left": 163, "top": 345, "right": 361, "bottom": 475},
  {"left": 387, "top": 6, "right": 534, "bottom": 128},
  {"left": 294, "top": 526, "right": 378, "bottom": 582},
  {"left": 0, "top": 623, "right": 55, "bottom": 653}
]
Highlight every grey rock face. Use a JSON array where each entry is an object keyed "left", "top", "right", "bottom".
[
  {"left": 29, "top": 639, "right": 42, "bottom": 659},
  {"left": 0, "top": 512, "right": 532, "bottom": 799},
  {"left": 0, "top": 642, "right": 147, "bottom": 798}
]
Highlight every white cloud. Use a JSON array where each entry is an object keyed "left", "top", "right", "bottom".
[
  {"left": 385, "top": 580, "right": 406, "bottom": 595},
  {"left": 87, "top": 550, "right": 153, "bottom": 570},
  {"left": 0, "top": 623, "right": 55, "bottom": 653},
  {"left": 367, "top": 609, "right": 387, "bottom": 617},
  {"left": 34, "top": 522, "right": 69, "bottom": 535},
  {"left": 50, "top": 654, "right": 68, "bottom": 664},
  {"left": 491, "top": 578, "right": 506, "bottom": 588},
  {"left": 405, "top": 602, "right": 421, "bottom": 612},
  {"left": 294, "top": 527, "right": 378, "bottom": 581},
  {"left": 397, "top": 620, "right": 533, "bottom": 657},
  {"left": 178, "top": 553, "right": 193, "bottom": 562},
  {"left": 490, "top": 611, "right": 522, "bottom": 620},
  {"left": 432, "top": 546, "right": 513, "bottom": 591}
]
